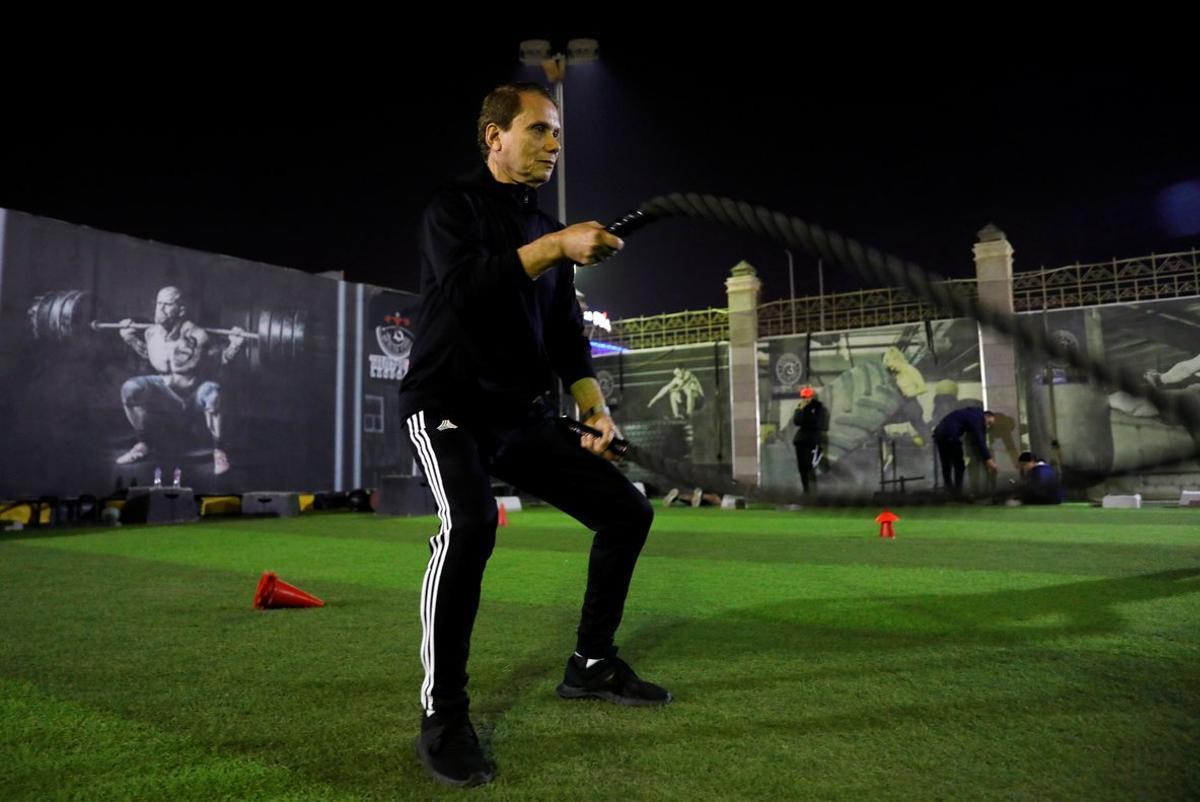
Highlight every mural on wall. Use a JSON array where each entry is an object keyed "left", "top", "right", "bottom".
[
  {"left": 594, "top": 343, "right": 730, "bottom": 492},
  {"left": 1019, "top": 299, "right": 1200, "bottom": 494},
  {"left": 760, "top": 319, "right": 988, "bottom": 494},
  {"left": 0, "top": 209, "right": 387, "bottom": 498}
]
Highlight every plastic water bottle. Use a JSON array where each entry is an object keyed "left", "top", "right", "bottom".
[
  {"left": 153, "top": 467, "right": 163, "bottom": 487},
  {"left": 172, "top": 467, "right": 182, "bottom": 488}
]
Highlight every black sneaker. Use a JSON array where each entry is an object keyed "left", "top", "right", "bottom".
[
  {"left": 556, "top": 653, "right": 672, "bottom": 706},
  {"left": 415, "top": 712, "right": 494, "bottom": 787}
]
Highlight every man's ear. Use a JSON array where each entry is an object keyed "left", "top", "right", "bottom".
[{"left": 485, "top": 123, "right": 503, "bottom": 151}]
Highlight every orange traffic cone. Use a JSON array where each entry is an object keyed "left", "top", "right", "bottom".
[
  {"left": 497, "top": 502, "right": 508, "bottom": 528},
  {"left": 253, "top": 571, "right": 325, "bottom": 609},
  {"left": 875, "top": 509, "right": 899, "bottom": 539}
]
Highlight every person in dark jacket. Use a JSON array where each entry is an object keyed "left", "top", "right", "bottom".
[
  {"left": 401, "top": 82, "right": 669, "bottom": 788},
  {"left": 1015, "top": 451, "right": 1062, "bottom": 504},
  {"left": 791, "top": 386, "right": 828, "bottom": 493},
  {"left": 932, "top": 406, "right": 998, "bottom": 496}
]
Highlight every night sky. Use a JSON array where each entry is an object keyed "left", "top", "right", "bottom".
[{"left": 4, "top": 31, "right": 1197, "bottom": 320}]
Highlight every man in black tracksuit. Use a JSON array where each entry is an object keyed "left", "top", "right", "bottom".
[
  {"left": 400, "top": 83, "right": 669, "bottom": 787},
  {"left": 932, "top": 406, "right": 998, "bottom": 496}
]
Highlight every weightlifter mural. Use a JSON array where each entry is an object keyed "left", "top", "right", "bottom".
[{"left": 0, "top": 209, "right": 337, "bottom": 497}]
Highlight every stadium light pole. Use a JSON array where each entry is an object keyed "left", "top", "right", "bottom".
[
  {"left": 786, "top": 249, "right": 796, "bottom": 333},
  {"left": 518, "top": 38, "right": 599, "bottom": 224}
]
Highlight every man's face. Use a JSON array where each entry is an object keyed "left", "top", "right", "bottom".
[
  {"left": 488, "top": 92, "right": 561, "bottom": 188},
  {"left": 154, "top": 288, "right": 184, "bottom": 325}
]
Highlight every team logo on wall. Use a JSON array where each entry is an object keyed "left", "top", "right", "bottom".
[
  {"left": 775, "top": 352, "right": 804, "bottom": 386},
  {"left": 595, "top": 369, "right": 621, "bottom": 405},
  {"left": 371, "top": 313, "right": 414, "bottom": 381}
]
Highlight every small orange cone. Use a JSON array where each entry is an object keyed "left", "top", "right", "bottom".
[
  {"left": 875, "top": 509, "right": 899, "bottom": 539},
  {"left": 253, "top": 571, "right": 325, "bottom": 609},
  {"left": 497, "top": 502, "right": 508, "bottom": 528}
]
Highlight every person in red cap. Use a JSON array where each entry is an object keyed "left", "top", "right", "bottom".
[{"left": 792, "top": 386, "right": 828, "bottom": 493}]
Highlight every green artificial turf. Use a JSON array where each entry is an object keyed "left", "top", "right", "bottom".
[{"left": 3, "top": 505, "right": 1198, "bottom": 800}]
